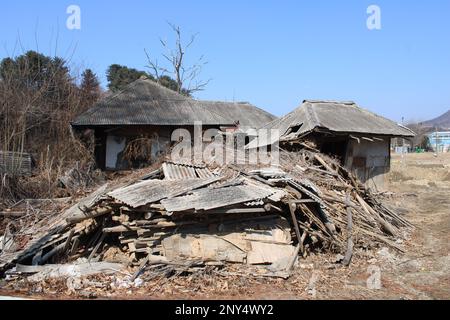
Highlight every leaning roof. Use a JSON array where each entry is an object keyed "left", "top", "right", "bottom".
[
  {"left": 71, "top": 78, "right": 276, "bottom": 128},
  {"left": 249, "top": 100, "right": 415, "bottom": 147}
]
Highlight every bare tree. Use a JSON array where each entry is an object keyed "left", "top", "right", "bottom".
[{"left": 145, "top": 23, "right": 211, "bottom": 96}]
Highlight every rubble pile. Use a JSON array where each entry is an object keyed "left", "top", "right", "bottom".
[{"left": 0, "top": 149, "right": 412, "bottom": 281}]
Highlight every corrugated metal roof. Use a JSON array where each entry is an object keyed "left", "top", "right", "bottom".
[
  {"left": 160, "top": 183, "right": 276, "bottom": 212},
  {"left": 162, "top": 162, "right": 215, "bottom": 180},
  {"left": 107, "top": 176, "right": 221, "bottom": 208},
  {"left": 248, "top": 100, "right": 415, "bottom": 147},
  {"left": 71, "top": 78, "right": 276, "bottom": 128}
]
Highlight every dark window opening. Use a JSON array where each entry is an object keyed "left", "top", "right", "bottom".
[{"left": 319, "top": 139, "right": 348, "bottom": 163}]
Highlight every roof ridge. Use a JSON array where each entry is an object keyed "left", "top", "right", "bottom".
[
  {"left": 303, "top": 99, "right": 356, "bottom": 105},
  {"left": 197, "top": 100, "right": 251, "bottom": 104}
]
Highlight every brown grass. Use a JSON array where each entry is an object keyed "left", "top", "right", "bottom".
[{"left": 0, "top": 52, "right": 99, "bottom": 204}]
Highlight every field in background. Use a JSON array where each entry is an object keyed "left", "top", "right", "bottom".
[{"left": 389, "top": 152, "right": 450, "bottom": 186}]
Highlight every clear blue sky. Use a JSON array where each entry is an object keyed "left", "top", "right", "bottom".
[{"left": 1, "top": 0, "right": 449, "bottom": 122}]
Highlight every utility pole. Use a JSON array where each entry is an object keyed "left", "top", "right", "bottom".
[{"left": 401, "top": 117, "right": 405, "bottom": 161}]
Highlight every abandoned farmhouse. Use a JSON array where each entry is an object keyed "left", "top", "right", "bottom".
[
  {"left": 248, "top": 100, "right": 415, "bottom": 189},
  {"left": 71, "top": 78, "right": 276, "bottom": 170}
]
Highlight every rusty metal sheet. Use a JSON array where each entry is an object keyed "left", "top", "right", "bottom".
[
  {"left": 107, "top": 176, "right": 221, "bottom": 208},
  {"left": 162, "top": 162, "right": 215, "bottom": 180},
  {"left": 161, "top": 183, "right": 276, "bottom": 212}
]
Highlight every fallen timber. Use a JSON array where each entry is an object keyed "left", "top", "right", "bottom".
[{"left": 0, "top": 150, "right": 413, "bottom": 280}]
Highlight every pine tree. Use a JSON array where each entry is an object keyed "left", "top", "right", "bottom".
[
  {"left": 106, "top": 64, "right": 151, "bottom": 92},
  {"left": 80, "top": 69, "right": 101, "bottom": 106}
]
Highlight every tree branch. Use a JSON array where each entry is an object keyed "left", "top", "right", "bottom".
[{"left": 144, "top": 22, "right": 210, "bottom": 95}]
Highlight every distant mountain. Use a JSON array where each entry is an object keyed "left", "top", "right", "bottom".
[{"left": 422, "top": 110, "right": 450, "bottom": 130}]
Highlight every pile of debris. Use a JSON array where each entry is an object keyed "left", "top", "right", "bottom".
[{"left": 0, "top": 149, "right": 412, "bottom": 281}]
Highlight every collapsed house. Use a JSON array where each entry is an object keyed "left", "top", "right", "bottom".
[
  {"left": 0, "top": 148, "right": 412, "bottom": 282},
  {"left": 71, "top": 77, "right": 276, "bottom": 171},
  {"left": 248, "top": 100, "right": 415, "bottom": 190}
]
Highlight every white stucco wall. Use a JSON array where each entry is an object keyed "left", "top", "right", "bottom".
[
  {"left": 105, "top": 134, "right": 172, "bottom": 170},
  {"left": 345, "top": 137, "right": 390, "bottom": 190},
  {"left": 105, "top": 135, "right": 126, "bottom": 169}
]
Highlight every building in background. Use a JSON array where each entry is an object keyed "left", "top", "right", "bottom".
[{"left": 428, "top": 131, "right": 450, "bottom": 153}]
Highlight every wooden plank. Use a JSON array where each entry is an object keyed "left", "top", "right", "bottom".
[
  {"left": 355, "top": 193, "right": 396, "bottom": 236},
  {"left": 342, "top": 194, "right": 354, "bottom": 266},
  {"left": 288, "top": 202, "right": 302, "bottom": 244},
  {"left": 314, "top": 154, "right": 336, "bottom": 173},
  {"left": 88, "top": 233, "right": 106, "bottom": 262},
  {"left": 0, "top": 212, "right": 26, "bottom": 217},
  {"left": 66, "top": 206, "right": 113, "bottom": 224}
]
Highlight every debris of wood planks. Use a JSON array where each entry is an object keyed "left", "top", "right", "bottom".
[
  {"left": 10, "top": 262, "right": 124, "bottom": 282},
  {"left": 0, "top": 149, "right": 413, "bottom": 282}
]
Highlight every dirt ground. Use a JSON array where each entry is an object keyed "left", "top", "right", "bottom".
[{"left": 1, "top": 153, "right": 449, "bottom": 300}]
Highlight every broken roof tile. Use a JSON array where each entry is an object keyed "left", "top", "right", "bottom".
[
  {"left": 160, "top": 184, "right": 276, "bottom": 212},
  {"left": 107, "top": 176, "right": 222, "bottom": 208},
  {"left": 162, "top": 162, "right": 215, "bottom": 180}
]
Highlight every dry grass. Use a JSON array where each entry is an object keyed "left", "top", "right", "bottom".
[
  {"left": 0, "top": 51, "right": 99, "bottom": 205},
  {"left": 388, "top": 153, "right": 450, "bottom": 184}
]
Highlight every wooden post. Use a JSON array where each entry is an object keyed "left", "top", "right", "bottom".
[
  {"left": 342, "top": 194, "right": 354, "bottom": 266},
  {"left": 289, "top": 201, "right": 303, "bottom": 251}
]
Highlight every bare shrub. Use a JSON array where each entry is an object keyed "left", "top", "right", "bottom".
[
  {"left": 123, "top": 136, "right": 155, "bottom": 168},
  {"left": 0, "top": 51, "right": 100, "bottom": 203}
]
